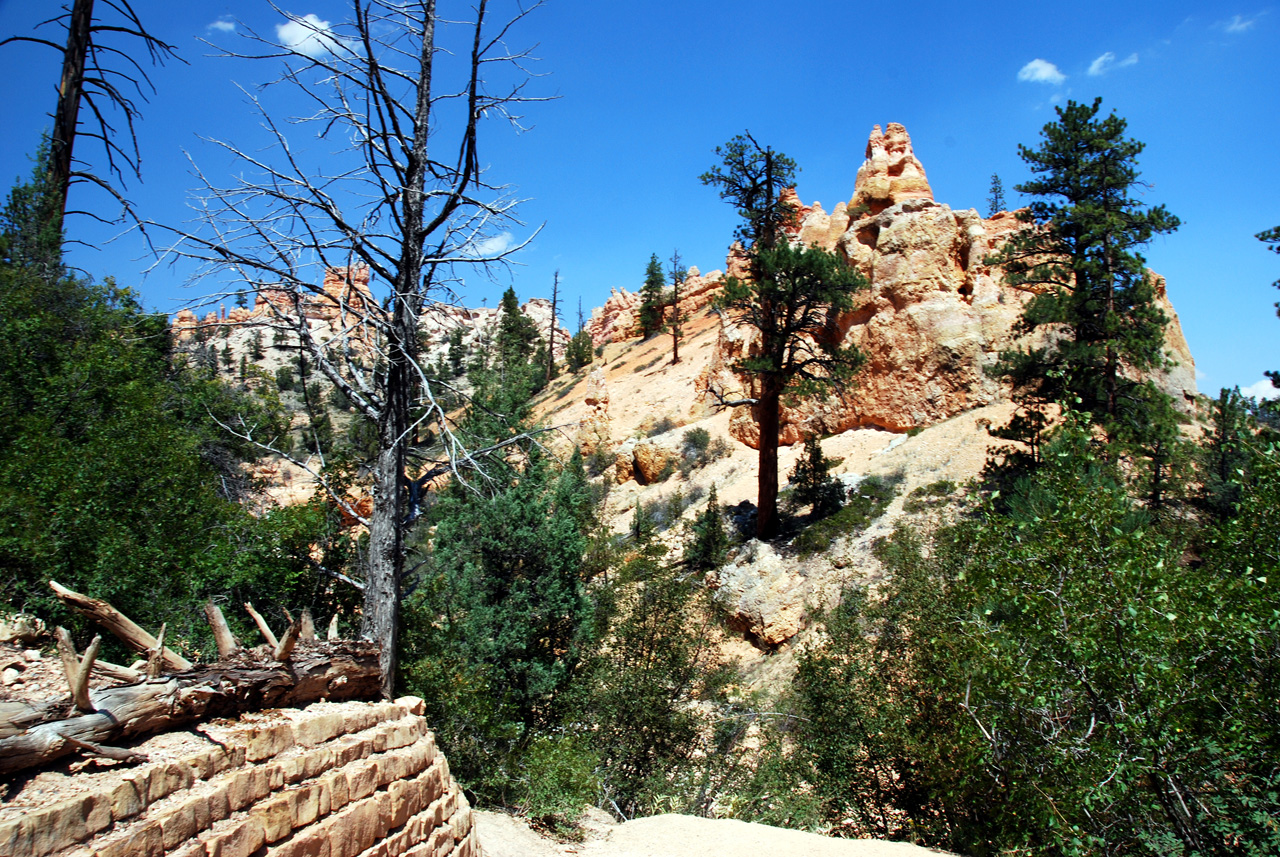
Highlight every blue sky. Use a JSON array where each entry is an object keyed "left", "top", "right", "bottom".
[{"left": 1, "top": 1, "right": 1276, "bottom": 397}]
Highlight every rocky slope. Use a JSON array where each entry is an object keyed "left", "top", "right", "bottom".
[
  {"left": 530, "top": 121, "right": 1199, "bottom": 652},
  {"left": 581, "top": 123, "right": 1195, "bottom": 448}
]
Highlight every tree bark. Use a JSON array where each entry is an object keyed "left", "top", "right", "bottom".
[
  {"left": 755, "top": 380, "right": 783, "bottom": 540},
  {"left": 49, "top": 0, "right": 94, "bottom": 217},
  {"left": 0, "top": 641, "right": 380, "bottom": 776}
]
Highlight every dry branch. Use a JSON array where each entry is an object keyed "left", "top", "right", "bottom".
[
  {"left": 49, "top": 581, "right": 191, "bottom": 670},
  {"left": 53, "top": 627, "right": 101, "bottom": 712},
  {"left": 328, "top": 614, "right": 340, "bottom": 641},
  {"left": 91, "top": 660, "right": 141, "bottom": 683},
  {"left": 204, "top": 600, "right": 240, "bottom": 658},
  {"left": 145, "top": 623, "right": 166, "bottom": 679},
  {"left": 244, "top": 601, "right": 279, "bottom": 649},
  {"left": 300, "top": 609, "right": 316, "bottom": 641},
  {"left": 274, "top": 621, "right": 301, "bottom": 662},
  {"left": 71, "top": 636, "right": 101, "bottom": 712}
]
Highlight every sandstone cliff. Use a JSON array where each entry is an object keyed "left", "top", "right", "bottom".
[{"left": 694, "top": 123, "right": 1197, "bottom": 447}]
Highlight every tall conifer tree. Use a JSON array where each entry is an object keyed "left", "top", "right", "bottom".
[
  {"left": 638, "top": 253, "right": 666, "bottom": 338},
  {"left": 987, "top": 99, "right": 1180, "bottom": 476}
]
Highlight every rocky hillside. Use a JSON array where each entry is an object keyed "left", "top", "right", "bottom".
[
  {"left": 175, "top": 121, "right": 1201, "bottom": 661},
  {"left": 525, "top": 121, "right": 1200, "bottom": 663}
]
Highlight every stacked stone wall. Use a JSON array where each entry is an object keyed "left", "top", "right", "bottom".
[{"left": 0, "top": 698, "right": 479, "bottom": 857}]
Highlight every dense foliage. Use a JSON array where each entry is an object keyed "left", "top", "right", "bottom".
[
  {"left": 0, "top": 149, "right": 352, "bottom": 655},
  {"left": 754, "top": 419, "right": 1280, "bottom": 855}
]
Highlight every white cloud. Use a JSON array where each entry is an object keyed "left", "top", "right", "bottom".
[
  {"left": 1017, "top": 59, "right": 1067, "bottom": 85},
  {"left": 276, "top": 13, "right": 348, "bottom": 58},
  {"left": 208, "top": 17, "right": 236, "bottom": 33},
  {"left": 1224, "top": 14, "right": 1257, "bottom": 33},
  {"left": 466, "top": 232, "right": 514, "bottom": 258},
  {"left": 1241, "top": 378, "right": 1280, "bottom": 400},
  {"left": 1088, "top": 51, "right": 1139, "bottom": 75}
]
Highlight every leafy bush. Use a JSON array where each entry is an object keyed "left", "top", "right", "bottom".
[
  {"left": 902, "top": 479, "right": 956, "bottom": 513},
  {"left": 769, "top": 421, "right": 1280, "bottom": 854},
  {"left": 518, "top": 734, "right": 601, "bottom": 829},
  {"left": 568, "top": 532, "right": 736, "bottom": 818},
  {"left": 682, "top": 426, "right": 712, "bottom": 457},
  {"left": 791, "top": 473, "right": 899, "bottom": 556},
  {"left": 636, "top": 489, "right": 692, "bottom": 532},
  {"left": 678, "top": 427, "right": 732, "bottom": 476},
  {"left": 647, "top": 415, "right": 678, "bottom": 437},
  {"left": 275, "top": 365, "right": 295, "bottom": 392}
]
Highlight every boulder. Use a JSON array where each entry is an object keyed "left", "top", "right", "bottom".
[
  {"left": 632, "top": 440, "right": 678, "bottom": 484},
  {"left": 710, "top": 541, "right": 808, "bottom": 646}
]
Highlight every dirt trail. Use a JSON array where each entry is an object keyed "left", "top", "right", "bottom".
[{"left": 474, "top": 810, "right": 956, "bottom": 857}]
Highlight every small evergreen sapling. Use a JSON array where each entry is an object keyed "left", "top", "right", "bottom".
[{"left": 787, "top": 436, "right": 844, "bottom": 518}]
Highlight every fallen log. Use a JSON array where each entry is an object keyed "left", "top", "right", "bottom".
[{"left": 0, "top": 640, "right": 381, "bottom": 777}]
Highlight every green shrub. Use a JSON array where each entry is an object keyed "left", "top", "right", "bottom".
[
  {"left": 792, "top": 472, "right": 899, "bottom": 557},
  {"left": 774, "top": 422, "right": 1280, "bottom": 854},
  {"left": 518, "top": 734, "right": 601, "bottom": 828},
  {"left": 678, "top": 427, "right": 732, "bottom": 476},
  {"left": 647, "top": 415, "right": 678, "bottom": 437},
  {"left": 902, "top": 479, "right": 956, "bottom": 513},
  {"left": 682, "top": 426, "right": 712, "bottom": 457}
]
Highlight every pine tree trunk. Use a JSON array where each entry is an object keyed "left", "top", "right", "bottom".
[{"left": 755, "top": 380, "right": 782, "bottom": 539}]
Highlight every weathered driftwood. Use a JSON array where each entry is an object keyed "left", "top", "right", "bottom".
[
  {"left": 244, "top": 601, "right": 279, "bottom": 649},
  {"left": 49, "top": 581, "right": 192, "bottom": 670},
  {"left": 328, "top": 613, "right": 340, "bottom": 641},
  {"left": 54, "top": 627, "right": 101, "bottom": 713},
  {"left": 91, "top": 659, "right": 142, "bottom": 683},
  {"left": 300, "top": 608, "right": 316, "bottom": 641},
  {"left": 145, "top": 623, "right": 167, "bottom": 678},
  {"left": 204, "top": 600, "right": 240, "bottom": 658},
  {"left": 0, "top": 640, "right": 381, "bottom": 776},
  {"left": 274, "top": 620, "right": 301, "bottom": 662}
]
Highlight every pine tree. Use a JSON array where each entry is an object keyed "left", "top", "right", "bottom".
[
  {"left": 787, "top": 436, "right": 844, "bottom": 518},
  {"left": 249, "top": 330, "right": 265, "bottom": 360},
  {"left": 667, "top": 249, "right": 685, "bottom": 364},
  {"left": 565, "top": 329, "right": 593, "bottom": 371},
  {"left": 1259, "top": 226, "right": 1280, "bottom": 388},
  {"left": 446, "top": 327, "right": 466, "bottom": 378},
  {"left": 701, "top": 133, "right": 870, "bottom": 538},
  {"left": 638, "top": 253, "right": 666, "bottom": 338},
  {"left": 495, "top": 286, "right": 539, "bottom": 368},
  {"left": 987, "top": 173, "right": 1006, "bottom": 217},
  {"left": 987, "top": 99, "right": 1181, "bottom": 471},
  {"left": 685, "top": 485, "right": 729, "bottom": 571}
]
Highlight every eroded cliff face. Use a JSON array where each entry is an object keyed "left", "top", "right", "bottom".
[{"left": 697, "top": 123, "right": 1197, "bottom": 448}]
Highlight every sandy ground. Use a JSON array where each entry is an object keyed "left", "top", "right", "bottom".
[{"left": 473, "top": 810, "right": 956, "bottom": 857}]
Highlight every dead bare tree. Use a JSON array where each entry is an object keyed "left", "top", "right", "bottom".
[
  {"left": 155, "top": 0, "right": 547, "bottom": 697},
  {"left": 2, "top": 0, "right": 180, "bottom": 225}
]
